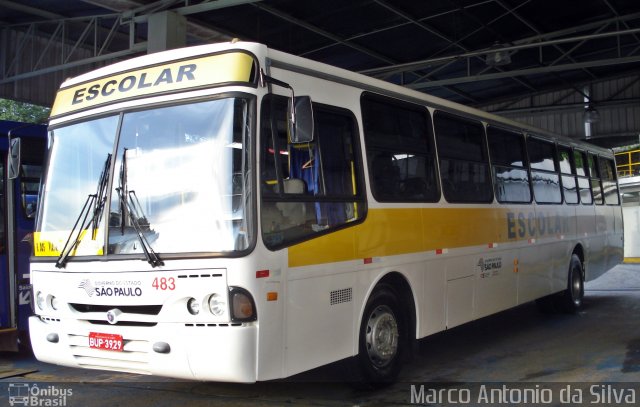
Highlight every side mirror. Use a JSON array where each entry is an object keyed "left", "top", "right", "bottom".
[
  {"left": 8, "top": 137, "right": 21, "bottom": 180},
  {"left": 288, "top": 96, "right": 314, "bottom": 144},
  {"left": 259, "top": 70, "right": 314, "bottom": 144}
]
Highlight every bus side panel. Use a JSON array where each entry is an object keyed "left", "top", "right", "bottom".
[
  {"left": 608, "top": 205, "right": 624, "bottom": 270},
  {"left": 421, "top": 258, "right": 446, "bottom": 337},
  {"left": 588, "top": 205, "right": 609, "bottom": 280},
  {"left": 284, "top": 268, "right": 357, "bottom": 378},
  {"left": 473, "top": 248, "right": 518, "bottom": 320},
  {"left": 551, "top": 205, "right": 578, "bottom": 294},
  {"left": 597, "top": 204, "right": 623, "bottom": 278},
  {"left": 517, "top": 242, "right": 551, "bottom": 304},
  {"left": 444, "top": 255, "right": 474, "bottom": 329},
  {"left": 576, "top": 204, "right": 597, "bottom": 276},
  {"left": 13, "top": 179, "right": 35, "bottom": 333},
  {"left": 516, "top": 204, "right": 549, "bottom": 304}
]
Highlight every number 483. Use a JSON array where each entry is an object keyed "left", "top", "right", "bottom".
[{"left": 152, "top": 277, "right": 176, "bottom": 290}]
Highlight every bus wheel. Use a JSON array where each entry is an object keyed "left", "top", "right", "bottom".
[
  {"left": 354, "top": 285, "right": 404, "bottom": 386},
  {"left": 557, "top": 254, "right": 584, "bottom": 314}
]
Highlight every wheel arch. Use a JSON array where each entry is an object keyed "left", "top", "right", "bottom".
[{"left": 359, "top": 271, "right": 418, "bottom": 359}]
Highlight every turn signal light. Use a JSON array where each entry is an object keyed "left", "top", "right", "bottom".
[{"left": 229, "top": 287, "right": 257, "bottom": 322}]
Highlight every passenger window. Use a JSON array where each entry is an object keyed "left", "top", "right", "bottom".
[
  {"left": 573, "top": 150, "right": 593, "bottom": 205},
  {"left": 588, "top": 153, "right": 604, "bottom": 205},
  {"left": 361, "top": 93, "right": 439, "bottom": 202},
  {"left": 557, "top": 145, "right": 578, "bottom": 204},
  {"left": 600, "top": 157, "right": 620, "bottom": 205},
  {"left": 487, "top": 126, "right": 531, "bottom": 203},
  {"left": 526, "top": 137, "right": 561, "bottom": 204},
  {"left": 260, "top": 95, "right": 365, "bottom": 249},
  {"left": 434, "top": 112, "right": 492, "bottom": 203}
]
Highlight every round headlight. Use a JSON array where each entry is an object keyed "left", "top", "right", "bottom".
[
  {"left": 49, "top": 295, "right": 59, "bottom": 311},
  {"left": 207, "top": 294, "right": 226, "bottom": 316},
  {"left": 187, "top": 298, "right": 200, "bottom": 315},
  {"left": 36, "top": 291, "right": 45, "bottom": 311}
]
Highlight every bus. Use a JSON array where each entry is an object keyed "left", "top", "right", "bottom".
[
  {"left": 0, "top": 120, "right": 46, "bottom": 352},
  {"left": 28, "top": 41, "right": 622, "bottom": 384}
]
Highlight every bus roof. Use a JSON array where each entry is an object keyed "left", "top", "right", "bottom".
[{"left": 51, "top": 41, "right": 611, "bottom": 155}]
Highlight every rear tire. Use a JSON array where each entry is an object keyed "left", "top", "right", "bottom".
[
  {"left": 352, "top": 285, "right": 405, "bottom": 387},
  {"left": 556, "top": 254, "right": 584, "bottom": 314}
]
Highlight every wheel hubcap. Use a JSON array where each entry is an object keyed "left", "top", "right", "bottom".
[{"left": 365, "top": 305, "right": 399, "bottom": 368}]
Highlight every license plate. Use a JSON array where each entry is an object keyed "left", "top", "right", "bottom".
[{"left": 89, "top": 332, "right": 123, "bottom": 352}]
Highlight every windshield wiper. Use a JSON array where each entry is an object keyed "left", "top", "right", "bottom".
[
  {"left": 116, "top": 149, "right": 164, "bottom": 268},
  {"left": 56, "top": 154, "right": 111, "bottom": 268}
]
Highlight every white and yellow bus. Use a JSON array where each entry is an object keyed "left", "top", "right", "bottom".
[{"left": 29, "top": 41, "right": 623, "bottom": 384}]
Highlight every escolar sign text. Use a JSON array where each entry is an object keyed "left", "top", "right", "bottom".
[
  {"left": 50, "top": 51, "right": 255, "bottom": 118},
  {"left": 71, "top": 64, "right": 197, "bottom": 105}
]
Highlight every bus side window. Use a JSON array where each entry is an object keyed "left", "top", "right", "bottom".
[
  {"left": 526, "top": 137, "right": 562, "bottom": 204},
  {"left": 361, "top": 93, "right": 439, "bottom": 203},
  {"left": 487, "top": 126, "right": 531, "bottom": 204},
  {"left": 260, "top": 95, "right": 365, "bottom": 249},
  {"left": 20, "top": 164, "right": 43, "bottom": 219},
  {"left": 588, "top": 153, "right": 604, "bottom": 205},
  {"left": 557, "top": 145, "right": 579, "bottom": 204},
  {"left": 600, "top": 157, "right": 620, "bottom": 205},
  {"left": 573, "top": 150, "right": 593, "bottom": 205},
  {"left": 434, "top": 112, "right": 492, "bottom": 204}
]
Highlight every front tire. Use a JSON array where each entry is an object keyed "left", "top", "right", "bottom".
[{"left": 353, "top": 285, "right": 405, "bottom": 386}]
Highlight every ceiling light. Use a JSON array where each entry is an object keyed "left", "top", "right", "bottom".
[
  {"left": 584, "top": 105, "right": 600, "bottom": 124},
  {"left": 485, "top": 43, "right": 511, "bottom": 67}
]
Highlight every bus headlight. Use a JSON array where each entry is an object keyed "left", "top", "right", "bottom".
[
  {"left": 36, "top": 291, "right": 45, "bottom": 311},
  {"left": 48, "top": 295, "right": 59, "bottom": 311},
  {"left": 207, "top": 294, "right": 226, "bottom": 316},
  {"left": 229, "top": 287, "right": 256, "bottom": 322},
  {"left": 187, "top": 298, "right": 200, "bottom": 315}
]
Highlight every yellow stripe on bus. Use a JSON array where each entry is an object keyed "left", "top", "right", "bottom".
[
  {"left": 51, "top": 52, "right": 254, "bottom": 118},
  {"left": 33, "top": 230, "right": 104, "bottom": 257},
  {"left": 288, "top": 206, "right": 577, "bottom": 268}
]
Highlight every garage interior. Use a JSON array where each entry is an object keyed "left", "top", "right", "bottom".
[
  {"left": 1, "top": 0, "right": 640, "bottom": 403},
  {"left": 2, "top": 0, "right": 640, "bottom": 151}
]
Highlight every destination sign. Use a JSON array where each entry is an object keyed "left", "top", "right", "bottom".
[{"left": 50, "top": 51, "right": 255, "bottom": 118}]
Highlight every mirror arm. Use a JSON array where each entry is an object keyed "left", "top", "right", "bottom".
[{"left": 259, "top": 69, "right": 296, "bottom": 126}]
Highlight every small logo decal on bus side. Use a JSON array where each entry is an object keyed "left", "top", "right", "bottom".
[
  {"left": 477, "top": 257, "right": 503, "bottom": 278},
  {"left": 78, "top": 279, "right": 143, "bottom": 297},
  {"left": 78, "top": 279, "right": 98, "bottom": 297}
]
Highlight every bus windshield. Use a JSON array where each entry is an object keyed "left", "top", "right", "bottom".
[{"left": 37, "top": 97, "right": 254, "bottom": 259}]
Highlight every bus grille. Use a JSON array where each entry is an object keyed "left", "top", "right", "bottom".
[
  {"left": 70, "top": 303, "right": 162, "bottom": 315},
  {"left": 68, "top": 333, "right": 150, "bottom": 375}
]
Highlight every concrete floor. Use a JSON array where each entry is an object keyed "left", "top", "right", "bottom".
[{"left": 1, "top": 264, "right": 640, "bottom": 406}]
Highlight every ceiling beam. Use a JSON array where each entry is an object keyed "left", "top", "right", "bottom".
[
  {"left": 251, "top": 2, "right": 479, "bottom": 103},
  {"left": 407, "top": 55, "right": 640, "bottom": 90},
  {"left": 0, "top": 0, "right": 62, "bottom": 20},
  {"left": 488, "top": 97, "right": 640, "bottom": 115}
]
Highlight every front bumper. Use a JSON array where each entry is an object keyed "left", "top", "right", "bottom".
[{"left": 29, "top": 315, "right": 257, "bottom": 382}]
